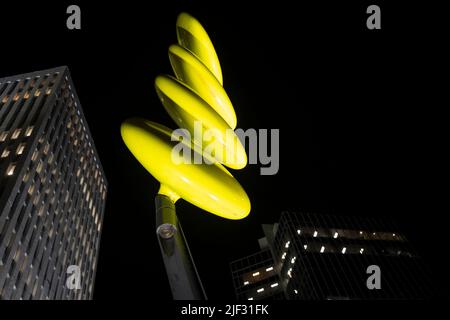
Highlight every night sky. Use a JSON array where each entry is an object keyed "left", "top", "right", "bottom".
[{"left": 0, "top": 0, "right": 448, "bottom": 302}]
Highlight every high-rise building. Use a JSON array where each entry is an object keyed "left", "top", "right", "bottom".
[
  {"left": 0, "top": 67, "right": 107, "bottom": 300},
  {"left": 230, "top": 231, "right": 284, "bottom": 301},
  {"left": 231, "top": 212, "right": 435, "bottom": 300}
]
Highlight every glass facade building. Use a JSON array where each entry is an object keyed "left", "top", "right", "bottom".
[
  {"left": 0, "top": 67, "right": 107, "bottom": 300},
  {"left": 231, "top": 212, "right": 435, "bottom": 300}
]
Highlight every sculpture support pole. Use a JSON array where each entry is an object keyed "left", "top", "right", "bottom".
[{"left": 155, "top": 194, "right": 207, "bottom": 300}]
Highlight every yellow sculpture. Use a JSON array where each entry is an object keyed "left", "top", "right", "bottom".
[{"left": 121, "top": 13, "right": 250, "bottom": 220}]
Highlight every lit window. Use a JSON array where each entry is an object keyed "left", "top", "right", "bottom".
[
  {"left": 257, "top": 288, "right": 264, "bottom": 293},
  {"left": 1, "top": 95, "right": 8, "bottom": 103},
  {"left": 372, "top": 232, "right": 376, "bottom": 236},
  {"left": 291, "top": 256, "right": 296, "bottom": 264},
  {"left": 281, "top": 252, "right": 286, "bottom": 260},
  {"left": 32, "top": 193, "right": 40, "bottom": 206},
  {"left": 31, "top": 150, "right": 38, "bottom": 161},
  {"left": 24, "top": 91, "right": 30, "bottom": 99},
  {"left": 360, "top": 248, "right": 364, "bottom": 254},
  {"left": 285, "top": 241, "right": 290, "bottom": 249},
  {"left": 6, "top": 163, "right": 16, "bottom": 176},
  {"left": 341, "top": 247, "right": 347, "bottom": 254},
  {"left": 0, "top": 131, "right": 8, "bottom": 142},
  {"left": 252, "top": 272, "right": 260, "bottom": 277},
  {"left": 45, "top": 88, "right": 52, "bottom": 95},
  {"left": 244, "top": 281, "right": 249, "bottom": 286},
  {"left": 287, "top": 268, "right": 293, "bottom": 278},
  {"left": 320, "top": 246, "right": 325, "bottom": 253},
  {"left": 303, "top": 244, "right": 308, "bottom": 250},
  {"left": 297, "top": 229, "right": 301, "bottom": 235},
  {"left": 266, "top": 267, "right": 273, "bottom": 272},
  {"left": 12, "top": 128, "right": 21, "bottom": 139},
  {"left": 13, "top": 93, "right": 20, "bottom": 101},
  {"left": 271, "top": 283, "right": 279, "bottom": 288},
  {"left": 36, "top": 161, "right": 43, "bottom": 174},
  {"left": 1, "top": 149, "right": 10, "bottom": 158},
  {"left": 16, "top": 143, "right": 25, "bottom": 155},
  {"left": 294, "top": 290, "right": 298, "bottom": 294},
  {"left": 22, "top": 172, "right": 30, "bottom": 182},
  {"left": 248, "top": 297, "right": 253, "bottom": 301},
  {"left": 313, "top": 231, "right": 318, "bottom": 237},
  {"left": 333, "top": 232, "right": 338, "bottom": 239},
  {"left": 34, "top": 89, "right": 41, "bottom": 97},
  {"left": 43, "top": 143, "right": 50, "bottom": 155}
]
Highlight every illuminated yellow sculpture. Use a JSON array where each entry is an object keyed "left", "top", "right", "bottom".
[{"left": 121, "top": 12, "right": 250, "bottom": 220}]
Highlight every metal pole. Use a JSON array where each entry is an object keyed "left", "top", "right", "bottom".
[{"left": 155, "top": 194, "right": 207, "bottom": 300}]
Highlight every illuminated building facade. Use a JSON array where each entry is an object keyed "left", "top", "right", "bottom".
[
  {"left": 231, "top": 212, "right": 435, "bottom": 300},
  {"left": 230, "top": 230, "right": 284, "bottom": 301},
  {"left": 0, "top": 67, "right": 107, "bottom": 299}
]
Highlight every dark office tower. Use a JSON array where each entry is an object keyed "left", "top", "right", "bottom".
[
  {"left": 230, "top": 231, "right": 284, "bottom": 301},
  {"left": 231, "top": 212, "right": 435, "bottom": 300},
  {"left": 0, "top": 67, "right": 107, "bottom": 300}
]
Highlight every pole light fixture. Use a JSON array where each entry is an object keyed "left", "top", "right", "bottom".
[{"left": 121, "top": 13, "right": 250, "bottom": 299}]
